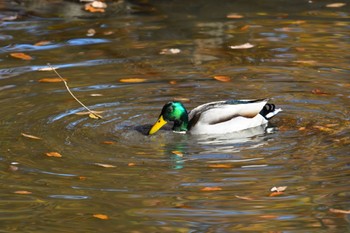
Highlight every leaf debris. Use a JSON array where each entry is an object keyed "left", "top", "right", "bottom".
[{"left": 21, "top": 133, "right": 42, "bottom": 140}]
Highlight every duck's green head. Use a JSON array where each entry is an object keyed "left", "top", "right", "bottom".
[{"left": 148, "top": 102, "right": 189, "bottom": 135}]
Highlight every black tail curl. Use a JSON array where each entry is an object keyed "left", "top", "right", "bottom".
[{"left": 259, "top": 103, "right": 276, "bottom": 120}]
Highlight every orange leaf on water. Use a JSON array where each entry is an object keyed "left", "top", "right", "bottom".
[
  {"left": 119, "top": 78, "right": 146, "bottom": 83},
  {"left": 226, "top": 13, "right": 244, "bottom": 19},
  {"left": 171, "top": 150, "right": 183, "bottom": 157},
  {"left": 21, "top": 133, "right": 42, "bottom": 140},
  {"left": 34, "top": 41, "right": 51, "bottom": 46},
  {"left": 128, "top": 162, "right": 136, "bottom": 166},
  {"left": 93, "top": 214, "right": 109, "bottom": 220},
  {"left": 14, "top": 190, "right": 32, "bottom": 195},
  {"left": 213, "top": 75, "right": 231, "bottom": 82},
  {"left": 39, "top": 78, "right": 67, "bottom": 83},
  {"left": 208, "top": 164, "right": 232, "bottom": 168},
  {"left": 101, "top": 141, "right": 116, "bottom": 145},
  {"left": 269, "top": 191, "right": 284, "bottom": 197},
  {"left": 10, "top": 53, "right": 33, "bottom": 60},
  {"left": 45, "top": 152, "right": 62, "bottom": 158},
  {"left": 201, "top": 187, "right": 222, "bottom": 191}
]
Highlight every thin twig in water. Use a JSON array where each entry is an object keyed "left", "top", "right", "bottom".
[{"left": 47, "top": 63, "right": 102, "bottom": 119}]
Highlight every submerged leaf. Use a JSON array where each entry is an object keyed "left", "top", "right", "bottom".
[{"left": 21, "top": 133, "right": 42, "bottom": 140}]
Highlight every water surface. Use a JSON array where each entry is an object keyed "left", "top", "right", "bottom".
[{"left": 0, "top": 0, "right": 349, "bottom": 232}]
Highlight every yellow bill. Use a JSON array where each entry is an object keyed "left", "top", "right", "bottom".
[{"left": 148, "top": 115, "right": 167, "bottom": 135}]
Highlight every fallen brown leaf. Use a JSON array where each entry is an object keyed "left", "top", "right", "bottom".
[
  {"left": 10, "top": 53, "right": 33, "bottom": 61},
  {"left": 34, "top": 41, "right": 51, "bottom": 46},
  {"left": 313, "top": 125, "right": 333, "bottom": 132},
  {"left": 14, "top": 190, "right": 32, "bottom": 195},
  {"left": 93, "top": 214, "right": 109, "bottom": 220},
  {"left": 39, "top": 78, "right": 67, "bottom": 83},
  {"left": 227, "top": 13, "right": 244, "bottom": 19},
  {"left": 234, "top": 195, "right": 254, "bottom": 201},
  {"left": 213, "top": 75, "right": 231, "bottom": 82},
  {"left": 329, "top": 208, "right": 350, "bottom": 214},
  {"left": 311, "top": 89, "right": 329, "bottom": 96},
  {"left": 21, "top": 133, "right": 42, "bottom": 140},
  {"left": 119, "top": 78, "right": 146, "bottom": 83},
  {"left": 208, "top": 164, "right": 232, "bottom": 168},
  {"left": 171, "top": 150, "right": 183, "bottom": 157},
  {"left": 101, "top": 141, "right": 116, "bottom": 145},
  {"left": 201, "top": 187, "right": 222, "bottom": 191},
  {"left": 45, "top": 152, "right": 62, "bottom": 158},
  {"left": 128, "top": 162, "right": 136, "bottom": 166},
  {"left": 326, "top": 3, "right": 346, "bottom": 8},
  {"left": 94, "top": 163, "right": 116, "bottom": 168},
  {"left": 75, "top": 110, "right": 104, "bottom": 116},
  {"left": 269, "top": 191, "right": 284, "bottom": 197},
  {"left": 229, "top": 43, "right": 254, "bottom": 49},
  {"left": 271, "top": 186, "right": 287, "bottom": 192}
]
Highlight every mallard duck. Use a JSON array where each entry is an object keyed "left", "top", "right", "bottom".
[{"left": 148, "top": 99, "right": 282, "bottom": 135}]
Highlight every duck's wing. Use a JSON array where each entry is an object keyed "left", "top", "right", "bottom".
[{"left": 188, "top": 99, "right": 268, "bottom": 127}]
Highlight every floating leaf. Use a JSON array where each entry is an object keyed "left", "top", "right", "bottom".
[
  {"left": 39, "top": 78, "right": 67, "bottom": 83},
  {"left": 213, "top": 75, "right": 231, "bottom": 82},
  {"left": 293, "top": 60, "right": 317, "bottom": 65},
  {"left": 119, "top": 78, "right": 146, "bottom": 83},
  {"left": 10, "top": 53, "right": 33, "bottom": 60},
  {"left": 169, "top": 80, "right": 177, "bottom": 85},
  {"left": 34, "top": 41, "right": 51, "bottom": 46},
  {"left": 208, "top": 164, "right": 232, "bottom": 168},
  {"left": 45, "top": 152, "right": 62, "bottom": 158},
  {"left": 75, "top": 110, "right": 104, "bottom": 116},
  {"left": 128, "top": 162, "right": 136, "bottom": 166},
  {"left": 271, "top": 186, "right": 287, "bottom": 192},
  {"left": 38, "top": 67, "right": 57, "bottom": 71},
  {"left": 85, "top": 1, "right": 107, "bottom": 13},
  {"left": 90, "top": 93, "right": 103, "bottom": 97},
  {"left": 269, "top": 191, "right": 284, "bottom": 197},
  {"left": 79, "top": 176, "right": 87, "bottom": 180},
  {"left": 313, "top": 125, "right": 333, "bottom": 132},
  {"left": 229, "top": 43, "right": 254, "bottom": 49},
  {"left": 311, "top": 89, "right": 329, "bottom": 96},
  {"left": 329, "top": 208, "right": 350, "bottom": 214},
  {"left": 89, "top": 113, "right": 100, "bottom": 119},
  {"left": 94, "top": 163, "right": 116, "bottom": 168},
  {"left": 14, "top": 190, "right": 32, "bottom": 195},
  {"left": 171, "top": 151, "right": 183, "bottom": 157},
  {"left": 201, "top": 187, "right": 222, "bottom": 191},
  {"left": 227, "top": 13, "right": 244, "bottom": 19},
  {"left": 93, "top": 214, "right": 109, "bottom": 220},
  {"left": 160, "top": 48, "right": 181, "bottom": 54},
  {"left": 235, "top": 195, "right": 255, "bottom": 201},
  {"left": 101, "top": 141, "right": 116, "bottom": 145},
  {"left": 21, "top": 133, "right": 42, "bottom": 140},
  {"left": 326, "top": 3, "right": 346, "bottom": 8},
  {"left": 87, "top": 28, "right": 96, "bottom": 37},
  {"left": 240, "top": 25, "right": 250, "bottom": 31}
]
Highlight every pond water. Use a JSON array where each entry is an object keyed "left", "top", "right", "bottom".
[{"left": 0, "top": 0, "right": 349, "bottom": 232}]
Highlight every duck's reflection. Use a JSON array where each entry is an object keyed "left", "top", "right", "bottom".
[{"left": 162, "top": 124, "right": 275, "bottom": 169}]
